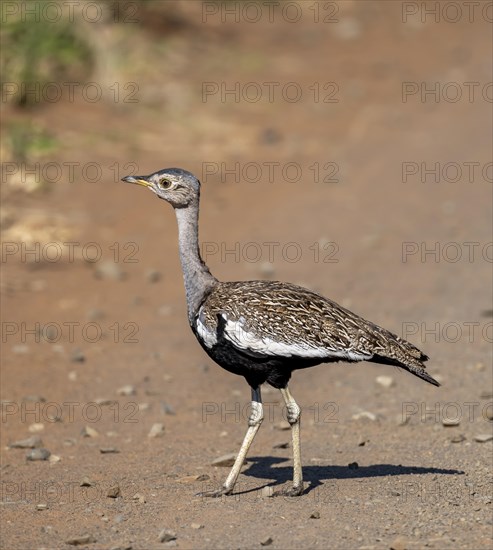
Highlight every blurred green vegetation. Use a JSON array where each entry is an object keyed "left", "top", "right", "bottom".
[
  {"left": 7, "top": 120, "right": 58, "bottom": 162},
  {"left": 0, "top": 0, "right": 93, "bottom": 107}
]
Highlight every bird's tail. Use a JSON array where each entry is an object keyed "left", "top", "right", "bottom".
[
  {"left": 371, "top": 352, "right": 440, "bottom": 387},
  {"left": 366, "top": 324, "right": 440, "bottom": 387}
]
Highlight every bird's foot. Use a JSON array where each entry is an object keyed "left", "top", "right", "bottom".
[
  {"left": 273, "top": 484, "right": 304, "bottom": 497},
  {"left": 196, "top": 486, "right": 232, "bottom": 498}
]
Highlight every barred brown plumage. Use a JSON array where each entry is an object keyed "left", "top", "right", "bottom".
[
  {"left": 122, "top": 167, "right": 439, "bottom": 497},
  {"left": 198, "top": 280, "right": 437, "bottom": 389}
]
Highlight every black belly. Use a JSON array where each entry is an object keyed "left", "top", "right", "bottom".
[{"left": 197, "top": 336, "right": 326, "bottom": 389}]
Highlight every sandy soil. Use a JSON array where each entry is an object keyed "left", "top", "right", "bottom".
[{"left": 1, "top": 2, "right": 492, "bottom": 549}]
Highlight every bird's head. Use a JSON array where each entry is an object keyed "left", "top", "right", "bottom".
[{"left": 122, "top": 168, "right": 200, "bottom": 208}]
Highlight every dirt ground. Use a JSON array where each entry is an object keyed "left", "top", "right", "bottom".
[{"left": 1, "top": 2, "right": 492, "bottom": 549}]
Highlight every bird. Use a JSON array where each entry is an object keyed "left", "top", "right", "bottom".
[{"left": 122, "top": 167, "right": 439, "bottom": 497}]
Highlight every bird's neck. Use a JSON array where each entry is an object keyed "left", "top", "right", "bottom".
[{"left": 174, "top": 202, "right": 217, "bottom": 324}]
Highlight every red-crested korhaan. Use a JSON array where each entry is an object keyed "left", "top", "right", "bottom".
[{"left": 122, "top": 168, "right": 439, "bottom": 497}]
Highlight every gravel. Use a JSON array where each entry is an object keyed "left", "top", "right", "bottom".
[
  {"left": 158, "top": 529, "right": 177, "bottom": 543},
  {"left": 9, "top": 435, "right": 43, "bottom": 449},
  {"left": 211, "top": 453, "right": 236, "bottom": 467},
  {"left": 26, "top": 448, "right": 51, "bottom": 461}
]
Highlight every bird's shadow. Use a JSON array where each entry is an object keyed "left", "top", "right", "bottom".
[{"left": 233, "top": 456, "right": 464, "bottom": 496}]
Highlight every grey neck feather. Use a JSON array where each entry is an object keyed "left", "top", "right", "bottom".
[{"left": 174, "top": 201, "right": 217, "bottom": 324}]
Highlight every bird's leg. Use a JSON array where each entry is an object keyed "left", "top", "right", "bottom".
[
  {"left": 199, "top": 386, "right": 263, "bottom": 497},
  {"left": 275, "top": 386, "right": 304, "bottom": 496}
]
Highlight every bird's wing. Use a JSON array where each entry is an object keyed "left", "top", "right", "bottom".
[
  {"left": 219, "top": 311, "right": 372, "bottom": 360},
  {"left": 198, "top": 280, "right": 392, "bottom": 361}
]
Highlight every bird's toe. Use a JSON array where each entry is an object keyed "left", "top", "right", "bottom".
[
  {"left": 273, "top": 485, "right": 304, "bottom": 497},
  {"left": 196, "top": 487, "right": 231, "bottom": 498}
]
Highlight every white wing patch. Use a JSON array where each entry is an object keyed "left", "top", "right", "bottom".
[
  {"left": 196, "top": 307, "right": 217, "bottom": 348},
  {"left": 221, "top": 314, "right": 371, "bottom": 361}
]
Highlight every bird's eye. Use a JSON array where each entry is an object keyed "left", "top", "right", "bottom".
[{"left": 158, "top": 179, "right": 172, "bottom": 190}]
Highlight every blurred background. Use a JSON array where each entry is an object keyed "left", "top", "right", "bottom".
[
  {"left": 1, "top": 1, "right": 492, "bottom": 547},
  {"left": 2, "top": 0, "right": 491, "bottom": 355}
]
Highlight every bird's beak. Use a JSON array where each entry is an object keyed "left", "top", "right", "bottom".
[{"left": 121, "top": 175, "right": 150, "bottom": 187}]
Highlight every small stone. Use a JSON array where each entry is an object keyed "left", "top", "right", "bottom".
[
  {"left": 352, "top": 411, "right": 377, "bottom": 422},
  {"left": 450, "top": 434, "right": 466, "bottom": 443},
  {"left": 332, "top": 17, "right": 361, "bottom": 40},
  {"left": 348, "top": 462, "right": 359, "bottom": 470},
  {"left": 23, "top": 395, "right": 46, "bottom": 403},
  {"left": 260, "top": 536, "right": 273, "bottom": 546},
  {"left": 259, "top": 262, "right": 275, "bottom": 278},
  {"left": 94, "top": 398, "right": 116, "bottom": 406},
  {"left": 177, "top": 474, "right": 208, "bottom": 483},
  {"left": 375, "top": 375, "right": 394, "bottom": 388},
  {"left": 260, "top": 486, "right": 274, "bottom": 498},
  {"left": 146, "top": 269, "right": 162, "bottom": 283},
  {"left": 211, "top": 453, "right": 236, "bottom": 467},
  {"left": 158, "top": 529, "right": 177, "bottom": 543},
  {"left": 117, "top": 384, "right": 136, "bottom": 396},
  {"left": 36, "top": 503, "right": 48, "bottom": 511},
  {"left": 310, "top": 511, "right": 320, "bottom": 519},
  {"left": 26, "top": 448, "right": 51, "bottom": 461},
  {"left": 49, "top": 454, "right": 61, "bottom": 464},
  {"left": 107, "top": 484, "right": 121, "bottom": 498},
  {"left": 196, "top": 474, "right": 210, "bottom": 482},
  {"left": 390, "top": 537, "right": 409, "bottom": 550},
  {"left": 274, "top": 420, "right": 291, "bottom": 431},
  {"left": 99, "top": 447, "right": 120, "bottom": 454},
  {"left": 474, "top": 434, "right": 493, "bottom": 443},
  {"left": 80, "top": 476, "right": 94, "bottom": 487},
  {"left": 66, "top": 534, "right": 97, "bottom": 546},
  {"left": 68, "top": 371, "right": 78, "bottom": 381},
  {"left": 390, "top": 490, "right": 401, "bottom": 496},
  {"left": 442, "top": 418, "right": 460, "bottom": 427},
  {"left": 132, "top": 493, "right": 146, "bottom": 503},
  {"left": 260, "top": 127, "right": 282, "bottom": 145},
  {"left": 12, "top": 344, "right": 29, "bottom": 354},
  {"left": 71, "top": 348, "right": 86, "bottom": 363},
  {"left": 87, "top": 308, "right": 105, "bottom": 321},
  {"left": 273, "top": 442, "right": 289, "bottom": 449},
  {"left": 94, "top": 261, "right": 125, "bottom": 281},
  {"left": 10, "top": 435, "right": 43, "bottom": 448},
  {"left": 397, "top": 414, "right": 411, "bottom": 426},
  {"left": 161, "top": 401, "right": 176, "bottom": 415},
  {"left": 148, "top": 423, "right": 165, "bottom": 438},
  {"left": 358, "top": 437, "right": 369, "bottom": 447},
  {"left": 30, "top": 279, "right": 47, "bottom": 291},
  {"left": 190, "top": 523, "right": 204, "bottom": 529},
  {"left": 81, "top": 426, "right": 99, "bottom": 438}
]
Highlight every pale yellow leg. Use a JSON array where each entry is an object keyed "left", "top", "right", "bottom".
[
  {"left": 279, "top": 386, "right": 303, "bottom": 496},
  {"left": 200, "top": 386, "right": 263, "bottom": 497}
]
